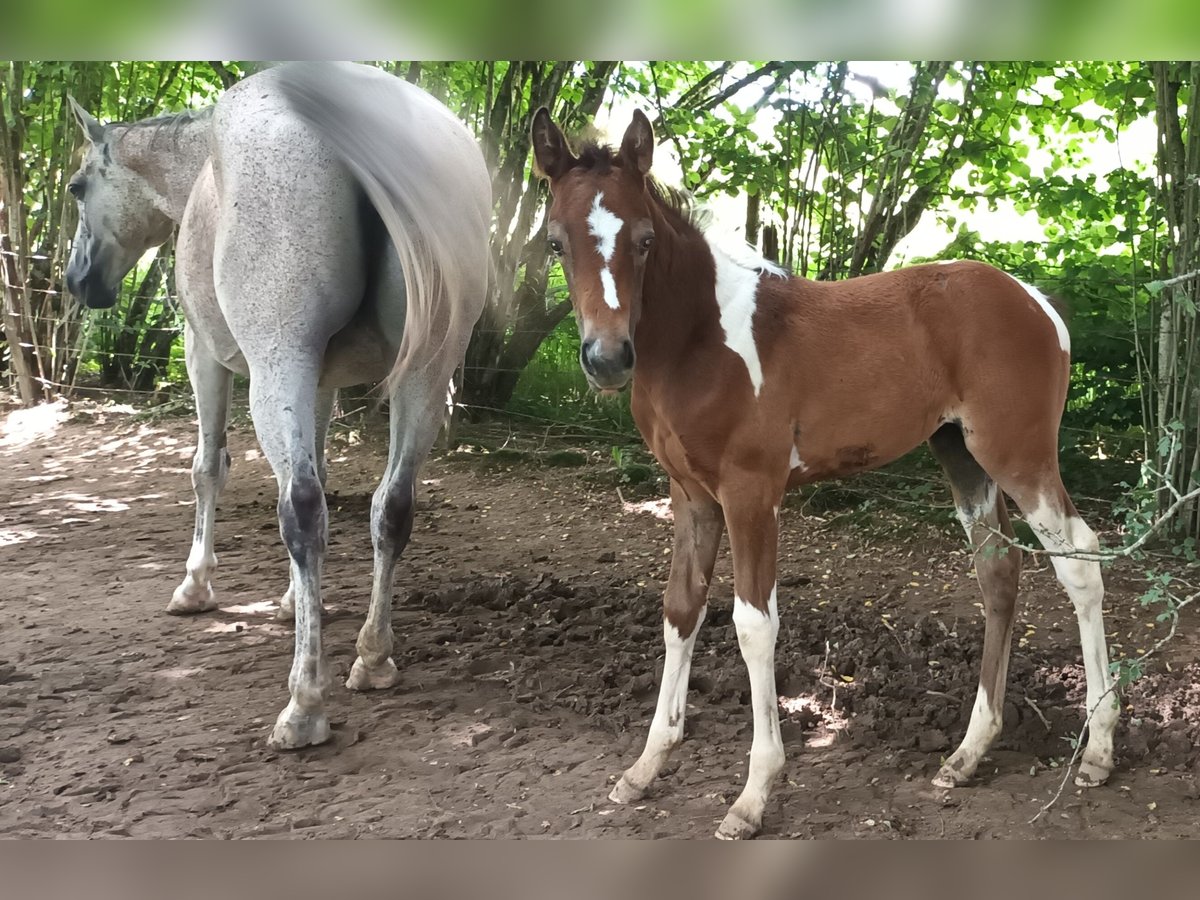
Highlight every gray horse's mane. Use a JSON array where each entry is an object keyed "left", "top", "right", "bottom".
[{"left": 108, "top": 106, "right": 215, "bottom": 150}]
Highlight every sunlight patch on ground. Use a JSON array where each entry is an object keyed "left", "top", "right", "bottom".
[
  {"left": 157, "top": 666, "right": 204, "bottom": 680},
  {"left": 0, "top": 528, "right": 39, "bottom": 548},
  {"left": 620, "top": 497, "right": 674, "bottom": 521},
  {"left": 779, "top": 692, "right": 851, "bottom": 749},
  {"left": 203, "top": 620, "right": 290, "bottom": 638},
  {"left": 222, "top": 600, "right": 278, "bottom": 616},
  {"left": 0, "top": 399, "right": 69, "bottom": 449},
  {"left": 58, "top": 492, "right": 131, "bottom": 513}
]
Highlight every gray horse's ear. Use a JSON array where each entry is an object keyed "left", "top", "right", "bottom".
[
  {"left": 67, "top": 95, "right": 105, "bottom": 145},
  {"left": 620, "top": 109, "right": 654, "bottom": 177},
  {"left": 531, "top": 107, "right": 575, "bottom": 181}
]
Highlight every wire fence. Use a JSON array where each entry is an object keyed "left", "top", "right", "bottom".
[{"left": 0, "top": 245, "right": 1168, "bottom": 460}]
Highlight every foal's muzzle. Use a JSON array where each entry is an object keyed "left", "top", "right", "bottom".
[{"left": 581, "top": 337, "right": 635, "bottom": 391}]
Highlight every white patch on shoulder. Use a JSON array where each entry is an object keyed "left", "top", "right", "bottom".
[
  {"left": 1009, "top": 274, "right": 1069, "bottom": 353},
  {"left": 706, "top": 235, "right": 764, "bottom": 396},
  {"left": 789, "top": 445, "right": 807, "bottom": 472},
  {"left": 588, "top": 192, "right": 624, "bottom": 310}
]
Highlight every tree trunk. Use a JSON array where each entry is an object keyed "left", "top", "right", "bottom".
[
  {"left": 460, "top": 61, "right": 618, "bottom": 415},
  {"left": 1150, "top": 61, "right": 1200, "bottom": 538}
]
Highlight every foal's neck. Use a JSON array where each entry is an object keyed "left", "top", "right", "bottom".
[
  {"left": 635, "top": 203, "right": 721, "bottom": 379},
  {"left": 113, "top": 114, "right": 213, "bottom": 224}
]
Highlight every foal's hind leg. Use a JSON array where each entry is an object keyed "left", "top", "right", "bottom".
[
  {"left": 1012, "top": 484, "right": 1117, "bottom": 787},
  {"left": 609, "top": 479, "right": 724, "bottom": 803},
  {"left": 928, "top": 425, "right": 1022, "bottom": 786},
  {"left": 168, "top": 326, "right": 232, "bottom": 615},
  {"left": 962, "top": 429, "right": 1118, "bottom": 787}
]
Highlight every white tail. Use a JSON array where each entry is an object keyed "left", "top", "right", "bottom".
[{"left": 277, "top": 62, "right": 491, "bottom": 390}]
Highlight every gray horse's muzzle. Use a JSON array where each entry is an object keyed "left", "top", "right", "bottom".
[{"left": 66, "top": 250, "right": 119, "bottom": 309}]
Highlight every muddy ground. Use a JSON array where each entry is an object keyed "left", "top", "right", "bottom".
[{"left": 1, "top": 400, "right": 1198, "bottom": 839}]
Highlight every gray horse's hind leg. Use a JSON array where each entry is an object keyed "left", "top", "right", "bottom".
[
  {"left": 168, "top": 326, "right": 232, "bottom": 615},
  {"left": 248, "top": 365, "right": 333, "bottom": 750},
  {"left": 345, "top": 373, "right": 445, "bottom": 691},
  {"left": 277, "top": 385, "right": 337, "bottom": 621},
  {"left": 315, "top": 386, "right": 337, "bottom": 488}
]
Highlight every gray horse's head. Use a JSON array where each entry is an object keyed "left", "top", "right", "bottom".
[{"left": 64, "top": 98, "right": 173, "bottom": 309}]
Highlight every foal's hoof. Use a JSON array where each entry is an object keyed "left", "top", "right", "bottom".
[
  {"left": 715, "top": 810, "right": 759, "bottom": 841},
  {"left": 932, "top": 754, "right": 972, "bottom": 788},
  {"left": 1075, "top": 758, "right": 1112, "bottom": 788},
  {"left": 932, "top": 768, "right": 969, "bottom": 789},
  {"left": 167, "top": 582, "right": 219, "bottom": 615},
  {"left": 346, "top": 657, "right": 401, "bottom": 691},
  {"left": 267, "top": 703, "right": 331, "bottom": 750},
  {"left": 609, "top": 776, "right": 647, "bottom": 804}
]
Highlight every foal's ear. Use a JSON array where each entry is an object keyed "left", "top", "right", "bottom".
[
  {"left": 67, "top": 95, "right": 105, "bottom": 145},
  {"left": 620, "top": 109, "right": 654, "bottom": 176},
  {"left": 531, "top": 107, "right": 575, "bottom": 181}
]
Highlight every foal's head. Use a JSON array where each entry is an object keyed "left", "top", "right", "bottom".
[
  {"left": 64, "top": 98, "right": 173, "bottom": 309},
  {"left": 532, "top": 109, "right": 658, "bottom": 393}
]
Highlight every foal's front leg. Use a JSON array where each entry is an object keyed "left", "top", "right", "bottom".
[
  {"left": 715, "top": 487, "right": 785, "bottom": 840},
  {"left": 610, "top": 480, "right": 724, "bottom": 803}
]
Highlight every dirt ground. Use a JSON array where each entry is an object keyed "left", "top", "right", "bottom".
[{"left": 1, "top": 399, "right": 1199, "bottom": 839}]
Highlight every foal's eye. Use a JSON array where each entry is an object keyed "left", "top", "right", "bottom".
[
  {"left": 67, "top": 181, "right": 84, "bottom": 199},
  {"left": 548, "top": 238, "right": 564, "bottom": 256},
  {"left": 638, "top": 235, "right": 654, "bottom": 253}
]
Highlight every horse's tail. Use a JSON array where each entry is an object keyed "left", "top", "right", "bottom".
[{"left": 276, "top": 62, "right": 491, "bottom": 394}]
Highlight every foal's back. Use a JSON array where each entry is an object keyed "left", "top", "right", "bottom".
[{"left": 760, "top": 261, "right": 1072, "bottom": 483}]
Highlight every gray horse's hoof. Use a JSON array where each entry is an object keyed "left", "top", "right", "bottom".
[
  {"left": 715, "top": 810, "right": 759, "bottom": 840},
  {"left": 346, "top": 657, "right": 401, "bottom": 691},
  {"left": 609, "top": 776, "right": 647, "bottom": 804},
  {"left": 167, "top": 581, "right": 219, "bottom": 615},
  {"left": 267, "top": 703, "right": 330, "bottom": 750}
]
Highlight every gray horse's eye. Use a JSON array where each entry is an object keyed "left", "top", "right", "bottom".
[{"left": 67, "top": 180, "right": 85, "bottom": 199}]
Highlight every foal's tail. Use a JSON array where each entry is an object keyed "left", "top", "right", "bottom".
[{"left": 276, "top": 62, "right": 492, "bottom": 392}]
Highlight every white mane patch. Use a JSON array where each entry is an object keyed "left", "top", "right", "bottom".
[
  {"left": 706, "top": 234, "right": 765, "bottom": 396},
  {"left": 588, "top": 192, "right": 623, "bottom": 310},
  {"left": 1009, "top": 274, "right": 1070, "bottom": 353}
]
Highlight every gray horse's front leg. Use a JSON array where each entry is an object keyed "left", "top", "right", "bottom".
[{"left": 168, "top": 326, "right": 233, "bottom": 615}]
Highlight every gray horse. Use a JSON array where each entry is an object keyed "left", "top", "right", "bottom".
[{"left": 65, "top": 63, "right": 491, "bottom": 749}]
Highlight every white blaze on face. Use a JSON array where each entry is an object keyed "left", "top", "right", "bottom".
[
  {"left": 588, "top": 192, "right": 624, "bottom": 310},
  {"left": 1009, "top": 274, "right": 1070, "bottom": 353},
  {"left": 706, "top": 236, "right": 764, "bottom": 396}
]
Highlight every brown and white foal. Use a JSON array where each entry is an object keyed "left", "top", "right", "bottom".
[{"left": 531, "top": 108, "right": 1117, "bottom": 839}]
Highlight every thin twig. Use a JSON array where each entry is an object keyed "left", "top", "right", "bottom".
[{"left": 1023, "top": 695, "right": 1052, "bottom": 732}]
